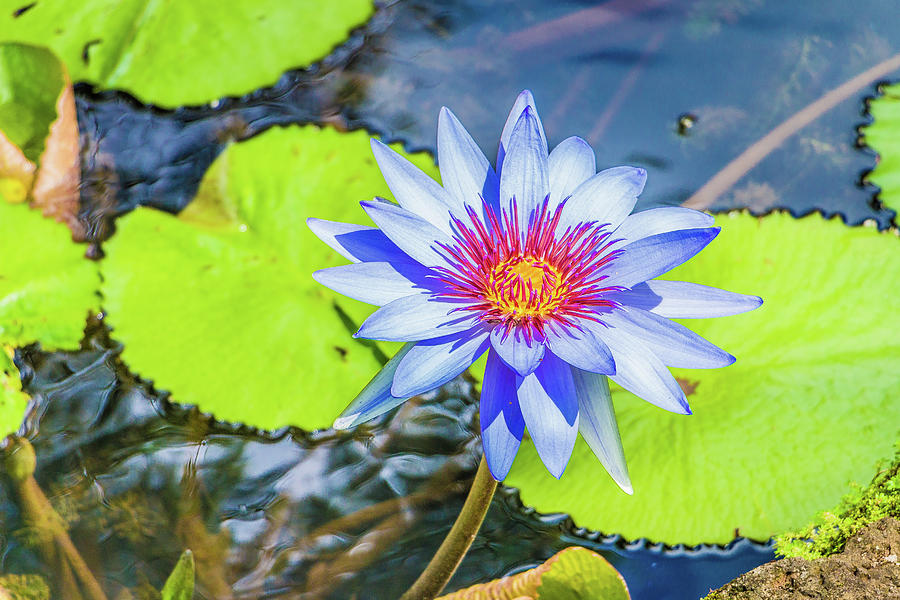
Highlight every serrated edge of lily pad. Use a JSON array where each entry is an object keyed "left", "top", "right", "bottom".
[
  {"left": 72, "top": 2, "right": 384, "bottom": 112},
  {"left": 82, "top": 318, "right": 392, "bottom": 442},
  {"left": 858, "top": 80, "right": 900, "bottom": 224},
  {"left": 494, "top": 485, "right": 775, "bottom": 553}
]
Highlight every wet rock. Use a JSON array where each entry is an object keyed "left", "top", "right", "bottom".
[{"left": 705, "top": 517, "right": 900, "bottom": 600}]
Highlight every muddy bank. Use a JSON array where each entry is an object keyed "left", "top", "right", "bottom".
[{"left": 705, "top": 517, "right": 900, "bottom": 600}]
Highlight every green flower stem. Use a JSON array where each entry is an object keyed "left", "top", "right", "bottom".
[{"left": 400, "top": 455, "right": 498, "bottom": 600}]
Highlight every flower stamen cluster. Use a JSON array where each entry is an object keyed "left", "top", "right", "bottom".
[{"left": 435, "top": 197, "right": 622, "bottom": 340}]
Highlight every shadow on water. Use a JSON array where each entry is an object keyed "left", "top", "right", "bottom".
[
  {"left": 75, "top": 0, "right": 900, "bottom": 243},
  {"left": 0, "top": 319, "right": 773, "bottom": 599}
]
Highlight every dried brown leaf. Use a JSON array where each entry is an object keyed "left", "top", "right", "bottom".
[{"left": 31, "top": 72, "right": 83, "bottom": 240}]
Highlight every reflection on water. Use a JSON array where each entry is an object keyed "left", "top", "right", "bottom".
[
  {"left": 76, "top": 0, "right": 899, "bottom": 243},
  {"left": 0, "top": 320, "right": 772, "bottom": 599}
]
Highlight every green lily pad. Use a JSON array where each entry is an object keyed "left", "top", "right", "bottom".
[
  {"left": 506, "top": 211, "right": 900, "bottom": 544},
  {"left": 438, "top": 547, "right": 629, "bottom": 600},
  {"left": 102, "top": 126, "right": 431, "bottom": 431},
  {"left": 537, "top": 547, "right": 630, "bottom": 600},
  {"left": 0, "top": 43, "right": 64, "bottom": 163},
  {"left": 864, "top": 82, "right": 900, "bottom": 213},
  {"left": 0, "top": 0, "right": 374, "bottom": 107},
  {"left": 0, "top": 200, "right": 99, "bottom": 437}
]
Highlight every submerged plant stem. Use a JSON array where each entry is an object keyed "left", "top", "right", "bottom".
[
  {"left": 684, "top": 51, "right": 900, "bottom": 210},
  {"left": 400, "top": 455, "right": 498, "bottom": 600}
]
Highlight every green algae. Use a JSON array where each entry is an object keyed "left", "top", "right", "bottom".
[{"left": 775, "top": 444, "right": 900, "bottom": 560}]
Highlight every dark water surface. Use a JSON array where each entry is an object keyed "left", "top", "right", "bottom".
[
  {"left": 5, "top": 0, "right": 899, "bottom": 598},
  {"left": 1, "top": 322, "right": 772, "bottom": 599},
  {"left": 76, "top": 0, "right": 899, "bottom": 241}
]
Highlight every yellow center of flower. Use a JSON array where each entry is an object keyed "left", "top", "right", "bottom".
[{"left": 484, "top": 256, "right": 566, "bottom": 320}]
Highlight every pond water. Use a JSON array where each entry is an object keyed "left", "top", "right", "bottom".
[
  {"left": 4, "top": 0, "right": 898, "bottom": 598},
  {"left": 2, "top": 320, "right": 772, "bottom": 599},
  {"left": 76, "top": 0, "right": 899, "bottom": 241}
]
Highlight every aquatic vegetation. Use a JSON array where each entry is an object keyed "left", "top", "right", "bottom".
[
  {"left": 0, "top": 1, "right": 898, "bottom": 597},
  {"left": 102, "top": 127, "right": 422, "bottom": 431},
  {"left": 437, "top": 547, "right": 630, "bottom": 600},
  {"left": 0, "top": 574, "right": 50, "bottom": 600},
  {"left": 0, "top": 0, "right": 374, "bottom": 107},
  {"left": 0, "top": 199, "right": 98, "bottom": 438},
  {"left": 0, "top": 43, "right": 81, "bottom": 237},
  {"left": 312, "top": 91, "right": 760, "bottom": 483},
  {"left": 863, "top": 82, "right": 900, "bottom": 213},
  {"left": 0, "top": 44, "right": 97, "bottom": 439}
]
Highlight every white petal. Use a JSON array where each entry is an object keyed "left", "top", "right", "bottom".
[
  {"left": 571, "top": 368, "right": 632, "bottom": 494},
  {"left": 600, "top": 328, "right": 690, "bottom": 414},
  {"left": 360, "top": 199, "right": 456, "bottom": 270},
  {"left": 559, "top": 166, "right": 646, "bottom": 232},
  {"left": 312, "top": 261, "right": 432, "bottom": 306},
  {"left": 498, "top": 90, "right": 547, "bottom": 175},
  {"left": 601, "top": 307, "right": 734, "bottom": 369},
  {"left": 370, "top": 139, "right": 461, "bottom": 232},
  {"left": 391, "top": 327, "right": 491, "bottom": 397},
  {"left": 615, "top": 281, "right": 763, "bottom": 319},
  {"left": 438, "top": 107, "right": 499, "bottom": 213},
  {"left": 548, "top": 136, "right": 595, "bottom": 208},
  {"left": 356, "top": 293, "right": 478, "bottom": 341},
  {"left": 614, "top": 207, "right": 714, "bottom": 245},
  {"left": 499, "top": 107, "right": 550, "bottom": 232}
]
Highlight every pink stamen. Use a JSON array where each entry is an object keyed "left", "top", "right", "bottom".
[{"left": 434, "top": 197, "right": 623, "bottom": 338}]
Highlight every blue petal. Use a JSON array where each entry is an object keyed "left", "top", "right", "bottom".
[
  {"left": 307, "top": 218, "right": 412, "bottom": 264},
  {"left": 499, "top": 106, "right": 550, "bottom": 231},
  {"left": 559, "top": 166, "right": 646, "bottom": 232},
  {"left": 613, "top": 281, "right": 763, "bottom": 318},
  {"left": 438, "top": 107, "right": 500, "bottom": 213},
  {"left": 601, "top": 306, "right": 735, "bottom": 368},
  {"left": 312, "top": 261, "right": 432, "bottom": 306},
  {"left": 333, "top": 343, "right": 415, "bottom": 430},
  {"left": 360, "top": 199, "right": 456, "bottom": 269},
  {"left": 370, "top": 139, "right": 462, "bottom": 232},
  {"left": 356, "top": 293, "right": 478, "bottom": 342},
  {"left": 391, "top": 326, "right": 491, "bottom": 397},
  {"left": 570, "top": 368, "right": 632, "bottom": 494},
  {"left": 544, "top": 319, "right": 615, "bottom": 374},
  {"left": 489, "top": 326, "right": 545, "bottom": 376},
  {"left": 548, "top": 136, "right": 595, "bottom": 208},
  {"left": 516, "top": 353, "right": 579, "bottom": 479},
  {"left": 613, "top": 207, "right": 714, "bottom": 245},
  {"left": 498, "top": 90, "right": 546, "bottom": 173},
  {"left": 602, "top": 227, "right": 720, "bottom": 289},
  {"left": 481, "top": 349, "right": 524, "bottom": 480},
  {"left": 599, "top": 328, "right": 690, "bottom": 414}
]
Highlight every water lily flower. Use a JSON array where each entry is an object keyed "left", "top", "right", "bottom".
[{"left": 308, "top": 90, "right": 761, "bottom": 491}]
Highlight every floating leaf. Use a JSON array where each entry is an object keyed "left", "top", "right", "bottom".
[
  {"left": 506, "top": 212, "right": 900, "bottom": 544},
  {"left": 160, "top": 550, "right": 195, "bottom": 600},
  {"left": 0, "top": 0, "right": 374, "bottom": 107},
  {"left": 437, "top": 547, "right": 629, "bottom": 600},
  {"left": 536, "top": 547, "right": 630, "bottom": 600},
  {"left": 101, "top": 126, "right": 440, "bottom": 431},
  {"left": 0, "top": 42, "right": 83, "bottom": 238},
  {"left": 0, "top": 200, "right": 99, "bottom": 437},
  {"left": 0, "top": 43, "right": 63, "bottom": 164},
  {"left": 864, "top": 82, "right": 900, "bottom": 213}
]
